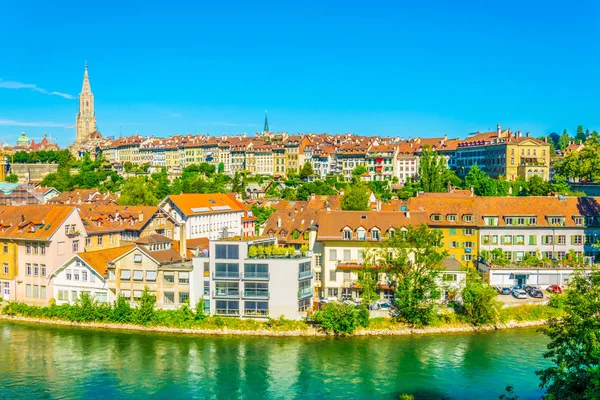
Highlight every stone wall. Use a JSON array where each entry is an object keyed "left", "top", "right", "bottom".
[{"left": 10, "top": 164, "right": 58, "bottom": 183}]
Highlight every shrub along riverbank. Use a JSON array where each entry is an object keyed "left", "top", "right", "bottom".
[{"left": 0, "top": 291, "right": 563, "bottom": 336}]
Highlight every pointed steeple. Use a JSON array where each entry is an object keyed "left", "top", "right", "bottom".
[
  {"left": 263, "top": 111, "right": 269, "bottom": 134},
  {"left": 81, "top": 62, "right": 91, "bottom": 93}
]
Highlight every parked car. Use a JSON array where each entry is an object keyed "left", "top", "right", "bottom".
[
  {"left": 499, "top": 287, "right": 513, "bottom": 295},
  {"left": 513, "top": 289, "right": 528, "bottom": 299},
  {"left": 529, "top": 290, "right": 544, "bottom": 299},
  {"left": 523, "top": 285, "right": 536, "bottom": 293},
  {"left": 547, "top": 284, "right": 563, "bottom": 293}
]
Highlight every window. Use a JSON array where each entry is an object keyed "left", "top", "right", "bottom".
[
  {"left": 315, "top": 272, "right": 322, "bottom": 282},
  {"left": 74, "top": 270, "right": 80, "bottom": 281},
  {"left": 26, "top": 263, "right": 31, "bottom": 276},
  {"left": 557, "top": 235, "right": 566, "bottom": 245},
  {"left": 574, "top": 217, "right": 584, "bottom": 226},
  {"left": 327, "top": 288, "right": 338, "bottom": 298},
  {"left": 543, "top": 235, "right": 553, "bottom": 245},
  {"left": 90, "top": 273, "right": 95, "bottom": 283},
  {"left": 179, "top": 272, "right": 190, "bottom": 283},
  {"left": 356, "top": 228, "right": 366, "bottom": 241},
  {"left": 342, "top": 229, "right": 352, "bottom": 240},
  {"left": 329, "top": 269, "right": 337, "bottom": 281},
  {"left": 96, "top": 292, "right": 107, "bottom": 303},
  {"left": 329, "top": 249, "right": 337, "bottom": 261},
  {"left": 343, "top": 250, "right": 351, "bottom": 261},
  {"left": 133, "top": 290, "right": 143, "bottom": 301},
  {"left": 371, "top": 229, "right": 380, "bottom": 241},
  {"left": 463, "top": 229, "right": 475, "bottom": 236},
  {"left": 215, "top": 300, "right": 239, "bottom": 315},
  {"left": 464, "top": 242, "right": 473, "bottom": 249},
  {"left": 97, "top": 235, "right": 103, "bottom": 246},
  {"left": 82, "top": 270, "right": 88, "bottom": 281},
  {"left": 40, "top": 286, "right": 46, "bottom": 299},
  {"left": 529, "top": 235, "right": 537, "bottom": 245},
  {"left": 66, "top": 269, "right": 72, "bottom": 280},
  {"left": 462, "top": 214, "right": 474, "bottom": 222},
  {"left": 33, "top": 243, "right": 39, "bottom": 255},
  {"left": 58, "top": 290, "right": 68, "bottom": 301},
  {"left": 548, "top": 217, "right": 565, "bottom": 226},
  {"left": 26, "top": 243, "right": 31, "bottom": 254},
  {"left": 164, "top": 273, "right": 175, "bottom": 283},
  {"left": 133, "top": 270, "right": 144, "bottom": 281},
  {"left": 164, "top": 292, "right": 175, "bottom": 303},
  {"left": 431, "top": 214, "right": 442, "bottom": 222},
  {"left": 86, "top": 237, "right": 91, "bottom": 247},
  {"left": 442, "top": 273, "right": 457, "bottom": 282},
  {"left": 32, "top": 285, "right": 39, "bottom": 298},
  {"left": 449, "top": 228, "right": 457, "bottom": 236},
  {"left": 514, "top": 235, "right": 525, "bottom": 245},
  {"left": 215, "top": 244, "right": 239, "bottom": 259},
  {"left": 2, "top": 243, "right": 7, "bottom": 253},
  {"left": 146, "top": 271, "right": 157, "bottom": 281},
  {"left": 109, "top": 234, "right": 115, "bottom": 244},
  {"left": 72, "top": 291, "right": 79, "bottom": 301},
  {"left": 572, "top": 235, "right": 583, "bottom": 245},
  {"left": 120, "top": 269, "right": 131, "bottom": 280},
  {"left": 33, "top": 264, "right": 39, "bottom": 276},
  {"left": 203, "top": 281, "right": 210, "bottom": 295},
  {"left": 481, "top": 235, "right": 489, "bottom": 245},
  {"left": 446, "top": 214, "right": 457, "bottom": 222},
  {"left": 179, "top": 292, "right": 190, "bottom": 304},
  {"left": 245, "top": 301, "right": 269, "bottom": 317},
  {"left": 3, "top": 263, "right": 7, "bottom": 274},
  {"left": 41, "top": 264, "right": 46, "bottom": 277},
  {"left": 484, "top": 217, "right": 498, "bottom": 226},
  {"left": 315, "top": 254, "right": 322, "bottom": 268},
  {"left": 26, "top": 284, "right": 32, "bottom": 297},
  {"left": 41, "top": 245, "right": 45, "bottom": 255},
  {"left": 449, "top": 241, "right": 458, "bottom": 248},
  {"left": 215, "top": 263, "right": 239, "bottom": 278},
  {"left": 133, "top": 253, "right": 142, "bottom": 263},
  {"left": 244, "top": 263, "right": 269, "bottom": 279},
  {"left": 72, "top": 240, "right": 80, "bottom": 253},
  {"left": 502, "top": 235, "right": 513, "bottom": 245}
]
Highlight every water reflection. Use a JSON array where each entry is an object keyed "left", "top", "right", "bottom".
[{"left": 0, "top": 322, "right": 549, "bottom": 400}]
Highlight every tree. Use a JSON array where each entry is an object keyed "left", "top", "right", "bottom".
[
  {"left": 356, "top": 249, "right": 381, "bottom": 306},
  {"left": 464, "top": 163, "right": 489, "bottom": 195},
  {"left": 558, "top": 130, "right": 570, "bottom": 151},
  {"left": 131, "top": 286, "right": 156, "bottom": 325},
  {"left": 218, "top": 162, "right": 225, "bottom": 174},
  {"left": 314, "top": 302, "right": 366, "bottom": 335},
  {"left": 418, "top": 146, "right": 449, "bottom": 192},
  {"left": 231, "top": 172, "right": 244, "bottom": 193},
  {"left": 351, "top": 164, "right": 368, "bottom": 178},
  {"left": 5, "top": 173, "right": 18, "bottom": 183},
  {"left": 536, "top": 270, "right": 600, "bottom": 399},
  {"left": 460, "top": 269, "right": 500, "bottom": 325},
  {"left": 575, "top": 125, "right": 586, "bottom": 142},
  {"left": 371, "top": 224, "right": 447, "bottom": 327},
  {"left": 525, "top": 175, "right": 550, "bottom": 196},
  {"left": 299, "top": 162, "right": 315, "bottom": 180},
  {"left": 341, "top": 183, "right": 370, "bottom": 211},
  {"left": 118, "top": 177, "right": 159, "bottom": 206}
]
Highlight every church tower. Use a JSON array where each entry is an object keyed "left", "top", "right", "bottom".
[{"left": 75, "top": 63, "right": 96, "bottom": 142}]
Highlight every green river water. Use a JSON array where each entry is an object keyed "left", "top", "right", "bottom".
[{"left": 0, "top": 322, "right": 550, "bottom": 399}]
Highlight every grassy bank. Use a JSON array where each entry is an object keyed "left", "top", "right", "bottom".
[{"left": 0, "top": 300, "right": 561, "bottom": 337}]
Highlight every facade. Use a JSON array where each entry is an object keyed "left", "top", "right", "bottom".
[
  {"left": 206, "top": 237, "right": 312, "bottom": 320},
  {"left": 75, "top": 64, "right": 97, "bottom": 143},
  {"left": 159, "top": 193, "right": 252, "bottom": 240},
  {"left": 481, "top": 264, "right": 591, "bottom": 288}
]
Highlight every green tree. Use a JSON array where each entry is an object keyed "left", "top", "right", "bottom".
[
  {"left": 5, "top": 173, "right": 18, "bottom": 183},
  {"left": 218, "top": 162, "right": 225, "bottom": 173},
  {"left": 460, "top": 269, "right": 500, "bottom": 325},
  {"left": 558, "top": 130, "right": 570, "bottom": 151},
  {"left": 356, "top": 249, "right": 381, "bottom": 306},
  {"left": 352, "top": 164, "right": 368, "bottom": 178},
  {"left": 341, "top": 183, "right": 370, "bottom": 211},
  {"left": 299, "top": 161, "right": 315, "bottom": 179},
  {"left": 118, "top": 177, "right": 159, "bottom": 206},
  {"left": 418, "top": 146, "right": 449, "bottom": 192},
  {"left": 536, "top": 270, "right": 600, "bottom": 399},
  {"left": 525, "top": 175, "right": 550, "bottom": 196},
  {"left": 575, "top": 125, "right": 586, "bottom": 142},
  {"left": 464, "top": 163, "right": 490, "bottom": 195},
  {"left": 314, "top": 302, "right": 364, "bottom": 335},
  {"left": 379, "top": 224, "right": 448, "bottom": 327},
  {"left": 131, "top": 286, "right": 156, "bottom": 325},
  {"left": 231, "top": 172, "right": 245, "bottom": 193}
]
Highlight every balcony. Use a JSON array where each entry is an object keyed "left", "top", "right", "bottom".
[
  {"left": 298, "top": 288, "right": 313, "bottom": 299},
  {"left": 299, "top": 270, "right": 313, "bottom": 280},
  {"left": 242, "top": 272, "right": 270, "bottom": 280},
  {"left": 213, "top": 290, "right": 240, "bottom": 298},
  {"left": 337, "top": 261, "right": 364, "bottom": 269},
  {"left": 243, "top": 290, "right": 269, "bottom": 299},
  {"left": 213, "top": 272, "right": 240, "bottom": 280}
]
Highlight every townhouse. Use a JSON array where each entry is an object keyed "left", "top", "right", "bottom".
[
  {"left": 366, "top": 144, "right": 398, "bottom": 181},
  {"left": 159, "top": 193, "right": 254, "bottom": 240}
]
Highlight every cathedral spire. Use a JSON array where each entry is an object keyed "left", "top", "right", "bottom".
[
  {"left": 81, "top": 62, "right": 91, "bottom": 93},
  {"left": 263, "top": 111, "right": 269, "bottom": 134},
  {"left": 75, "top": 62, "right": 97, "bottom": 143}
]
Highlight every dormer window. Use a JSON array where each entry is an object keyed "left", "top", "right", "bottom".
[
  {"left": 388, "top": 228, "right": 395, "bottom": 238},
  {"left": 357, "top": 227, "right": 366, "bottom": 241},
  {"left": 371, "top": 229, "right": 380, "bottom": 241},
  {"left": 462, "top": 214, "right": 474, "bottom": 222},
  {"left": 446, "top": 214, "right": 457, "bottom": 222},
  {"left": 431, "top": 214, "right": 442, "bottom": 222},
  {"left": 547, "top": 216, "right": 565, "bottom": 226},
  {"left": 342, "top": 228, "right": 352, "bottom": 240},
  {"left": 573, "top": 216, "right": 584, "bottom": 226}
]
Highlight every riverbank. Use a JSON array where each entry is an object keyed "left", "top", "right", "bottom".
[{"left": 0, "top": 314, "right": 548, "bottom": 337}]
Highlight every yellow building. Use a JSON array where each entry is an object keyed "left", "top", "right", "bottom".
[
  {"left": 0, "top": 238, "right": 18, "bottom": 301},
  {"left": 408, "top": 195, "right": 479, "bottom": 266}
]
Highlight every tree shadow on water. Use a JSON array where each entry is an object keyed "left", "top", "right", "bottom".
[{"left": 395, "top": 388, "right": 454, "bottom": 400}]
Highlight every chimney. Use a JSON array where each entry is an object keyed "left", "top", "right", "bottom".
[
  {"left": 404, "top": 211, "right": 410, "bottom": 219},
  {"left": 179, "top": 223, "right": 187, "bottom": 258},
  {"left": 310, "top": 193, "right": 315, "bottom": 201},
  {"left": 138, "top": 211, "right": 144, "bottom": 222},
  {"left": 544, "top": 136, "right": 548, "bottom": 143},
  {"left": 277, "top": 217, "right": 281, "bottom": 228},
  {"left": 508, "top": 186, "right": 513, "bottom": 195},
  {"left": 339, "top": 188, "right": 345, "bottom": 196},
  {"left": 526, "top": 132, "right": 530, "bottom": 137},
  {"left": 377, "top": 200, "right": 382, "bottom": 212},
  {"left": 326, "top": 205, "right": 331, "bottom": 213},
  {"left": 497, "top": 124, "right": 501, "bottom": 137},
  {"left": 21, "top": 215, "right": 24, "bottom": 224},
  {"left": 470, "top": 186, "right": 474, "bottom": 196}
]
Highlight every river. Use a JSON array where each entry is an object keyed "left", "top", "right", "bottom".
[{"left": 0, "top": 322, "right": 549, "bottom": 400}]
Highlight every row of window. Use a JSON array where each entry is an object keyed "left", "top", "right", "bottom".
[
  {"left": 25, "top": 284, "right": 46, "bottom": 299},
  {"left": 25, "top": 263, "right": 47, "bottom": 277},
  {"left": 65, "top": 268, "right": 94, "bottom": 282},
  {"left": 214, "top": 282, "right": 269, "bottom": 297},
  {"left": 57, "top": 290, "right": 107, "bottom": 303},
  {"left": 431, "top": 214, "right": 475, "bottom": 223},
  {"left": 490, "top": 250, "right": 583, "bottom": 262},
  {"left": 118, "top": 269, "right": 188, "bottom": 283},
  {"left": 24, "top": 242, "right": 47, "bottom": 255},
  {"left": 481, "top": 235, "right": 587, "bottom": 246},
  {"left": 214, "top": 300, "right": 269, "bottom": 316}
]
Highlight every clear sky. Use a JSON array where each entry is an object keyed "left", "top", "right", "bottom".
[{"left": 1, "top": 0, "right": 599, "bottom": 147}]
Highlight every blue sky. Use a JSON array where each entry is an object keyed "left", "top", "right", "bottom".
[{"left": 1, "top": 0, "right": 599, "bottom": 147}]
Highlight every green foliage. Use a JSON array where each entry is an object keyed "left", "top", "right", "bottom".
[
  {"left": 499, "top": 386, "right": 519, "bottom": 400},
  {"left": 218, "top": 162, "right": 225, "bottom": 173},
  {"left": 341, "top": 183, "right": 370, "bottom": 211},
  {"left": 558, "top": 131, "right": 570, "bottom": 151},
  {"left": 536, "top": 270, "right": 600, "bottom": 399},
  {"left": 357, "top": 250, "right": 380, "bottom": 305},
  {"left": 418, "top": 146, "right": 452, "bottom": 192},
  {"left": 195, "top": 299, "right": 207, "bottom": 322},
  {"left": 460, "top": 269, "right": 500, "bottom": 325},
  {"left": 399, "top": 395, "right": 415, "bottom": 400},
  {"left": 12, "top": 149, "right": 74, "bottom": 166},
  {"left": 554, "top": 136, "right": 600, "bottom": 182},
  {"left": 386, "top": 224, "right": 447, "bottom": 327},
  {"left": 295, "top": 180, "right": 337, "bottom": 201},
  {"left": 118, "top": 177, "right": 159, "bottom": 206},
  {"left": 299, "top": 161, "right": 315, "bottom": 179},
  {"left": 314, "top": 302, "right": 362, "bottom": 335},
  {"left": 352, "top": 164, "right": 368, "bottom": 177},
  {"left": 109, "top": 296, "right": 132, "bottom": 323},
  {"left": 5, "top": 173, "right": 18, "bottom": 183},
  {"left": 131, "top": 287, "right": 156, "bottom": 325},
  {"left": 231, "top": 172, "right": 245, "bottom": 193}
]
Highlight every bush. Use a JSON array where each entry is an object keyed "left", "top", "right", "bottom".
[
  {"left": 195, "top": 299, "right": 207, "bottom": 322},
  {"left": 109, "top": 296, "right": 132, "bottom": 323},
  {"left": 357, "top": 305, "right": 370, "bottom": 328},
  {"left": 314, "top": 302, "right": 361, "bottom": 335},
  {"left": 460, "top": 270, "right": 500, "bottom": 325},
  {"left": 131, "top": 287, "right": 155, "bottom": 325}
]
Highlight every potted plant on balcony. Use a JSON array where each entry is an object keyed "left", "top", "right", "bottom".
[
  {"left": 248, "top": 246, "right": 258, "bottom": 259},
  {"left": 286, "top": 246, "right": 295, "bottom": 258},
  {"left": 256, "top": 245, "right": 265, "bottom": 259},
  {"left": 274, "top": 246, "right": 285, "bottom": 258},
  {"left": 300, "top": 244, "right": 308, "bottom": 257},
  {"left": 265, "top": 245, "right": 273, "bottom": 258}
]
